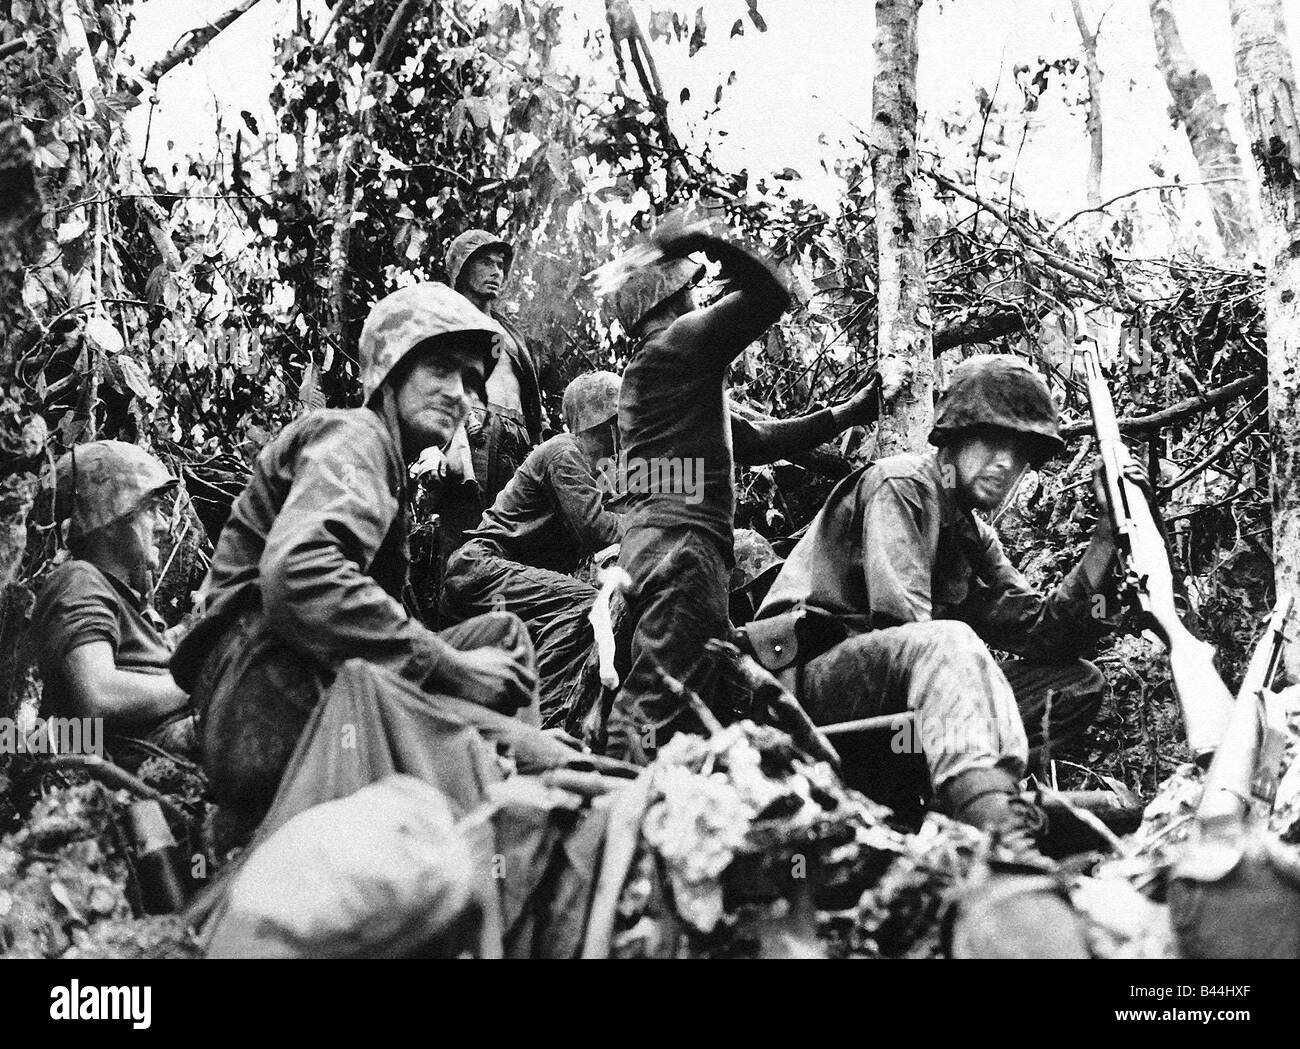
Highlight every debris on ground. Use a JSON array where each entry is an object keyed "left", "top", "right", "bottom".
[{"left": 0, "top": 782, "right": 200, "bottom": 959}]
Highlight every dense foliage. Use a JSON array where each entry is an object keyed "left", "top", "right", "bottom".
[{"left": 0, "top": 0, "right": 1274, "bottom": 796}]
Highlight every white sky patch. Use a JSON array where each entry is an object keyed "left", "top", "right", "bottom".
[{"left": 124, "top": 0, "right": 1299, "bottom": 258}]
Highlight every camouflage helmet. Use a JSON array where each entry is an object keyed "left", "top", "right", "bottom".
[
  {"left": 562, "top": 371, "right": 622, "bottom": 433},
  {"left": 358, "top": 283, "right": 504, "bottom": 404},
  {"left": 444, "top": 229, "right": 514, "bottom": 292},
  {"left": 729, "top": 529, "right": 783, "bottom": 593},
  {"left": 929, "top": 354, "right": 1065, "bottom": 464},
  {"left": 48, "top": 441, "right": 176, "bottom": 542},
  {"left": 605, "top": 256, "right": 703, "bottom": 337}
]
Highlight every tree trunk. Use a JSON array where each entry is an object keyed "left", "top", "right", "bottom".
[
  {"left": 1227, "top": 0, "right": 1300, "bottom": 678},
  {"left": 1070, "top": 0, "right": 1104, "bottom": 244},
  {"left": 1149, "top": 0, "right": 1258, "bottom": 259},
  {"left": 327, "top": 0, "right": 422, "bottom": 363},
  {"left": 871, "top": 0, "right": 933, "bottom": 456}
]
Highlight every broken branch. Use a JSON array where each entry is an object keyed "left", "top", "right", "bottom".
[{"left": 1059, "top": 373, "right": 1265, "bottom": 439}]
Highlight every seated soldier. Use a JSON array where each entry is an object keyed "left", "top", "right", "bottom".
[
  {"left": 171, "top": 284, "right": 539, "bottom": 840},
  {"left": 752, "top": 354, "right": 1140, "bottom": 849},
  {"left": 439, "top": 371, "right": 627, "bottom": 719},
  {"left": 32, "top": 442, "right": 196, "bottom": 770}
]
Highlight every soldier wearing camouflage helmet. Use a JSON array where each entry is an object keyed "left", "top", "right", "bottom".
[
  {"left": 751, "top": 352, "right": 1150, "bottom": 856},
  {"left": 441, "top": 370, "right": 627, "bottom": 717},
  {"left": 439, "top": 229, "right": 546, "bottom": 561},
  {"left": 172, "top": 283, "right": 541, "bottom": 845},
  {"left": 31, "top": 441, "right": 196, "bottom": 769},
  {"left": 593, "top": 221, "right": 881, "bottom": 764}
]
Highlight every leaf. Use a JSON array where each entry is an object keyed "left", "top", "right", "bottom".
[
  {"left": 689, "top": 7, "right": 707, "bottom": 56},
  {"left": 298, "top": 362, "right": 325, "bottom": 412},
  {"left": 465, "top": 97, "right": 491, "bottom": 129},
  {"left": 680, "top": 88, "right": 690, "bottom": 104},
  {"left": 84, "top": 316, "right": 124, "bottom": 356},
  {"left": 240, "top": 109, "right": 260, "bottom": 135},
  {"left": 50, "top": 882, "right": 85, "bottom": 923},
  {"left": 22, "top": 272, "right": 48, "bottom": 312},
  {"left": 34, "top": 140, "right": 69, "bottom": 171},
  {"left": 118, "top": 356, "right": 156, "bottom": 403},
  {"left": 56, "top": 214, "right": 88, "bottom": 244},
  {"left": 773, "top": 167, "right": 801, "bottom": 181},
  {"left": 730, "top": 19, "right": 744, "bottom": 37}
]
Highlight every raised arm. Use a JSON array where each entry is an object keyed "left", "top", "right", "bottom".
[{"left": 658, "top": 230, "right": 791, "bottom": 371}]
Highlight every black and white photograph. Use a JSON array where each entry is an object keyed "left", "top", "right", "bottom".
[{"left": 0, "top": 0, "right": 1297, "bottom": 1019}]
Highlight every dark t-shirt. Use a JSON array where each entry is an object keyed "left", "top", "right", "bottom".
[{"left": 32, "top": 560, "right": 173, "bottom": 723}]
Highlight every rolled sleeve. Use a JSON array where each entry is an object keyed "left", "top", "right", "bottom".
[{"left": 862, "top": 476, "right": 939, "bottom": 626}]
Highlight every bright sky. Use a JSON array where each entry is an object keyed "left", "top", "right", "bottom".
[{"left": 123, "top": 0, "right": 1300, "bottom": 257}]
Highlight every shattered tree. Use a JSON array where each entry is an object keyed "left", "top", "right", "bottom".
[
  {"left": 871, "top": 0, "right": 934, "bottom": 456},
  {"left": 1148, "top": 0, "right": 1258, "bottom": 259},
  {"left": 1070, "top": 0, "right": 1104, "bottom": 246},
  {"left": 1228, "top": 0, "right": 1300, "bottom": 678}
]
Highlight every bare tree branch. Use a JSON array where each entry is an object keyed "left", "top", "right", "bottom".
[
  {"left": 141, "top": 0, "right": 265, "bottom": 84},
  {"left": 1059, "top": 373, "right": 1265, "bottom": 439}
]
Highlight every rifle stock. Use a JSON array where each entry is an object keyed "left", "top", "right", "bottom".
[
  {"left": 1079, "top": 346, "right": 1235, "bottom": 761},
  {"left": 1197, "top": 596, "right": 1291, "bottom": 830}
]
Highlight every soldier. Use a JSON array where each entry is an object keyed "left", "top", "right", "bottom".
[
  {"left": 752, "top": 354, "right": 1136, "bottom": 848},
  {"left": 439, "top": 229, "right": 545, "bottom": 557},
  {"left": 171, "top": 284, "right": 539, "bottom": 839},
  {"left": 439, "top": 371, "right": 626, "bottom": 718},
  {"left": 32, "top": 441, "right": 197, "bottom": 769},
  {"left": 599, "top": 224, "right": 876, "bottom": 764}
]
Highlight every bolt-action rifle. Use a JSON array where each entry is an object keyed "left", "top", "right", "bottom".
[
  {"left": 1195, "top": 595, "right": 1292, "bottom": 831},
  {"left": 1079, "top": 345, "right": 1234, "bottom": 762}
]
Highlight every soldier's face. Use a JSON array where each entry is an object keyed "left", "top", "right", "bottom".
[
  {"left": 948, "top": 428, "right": 1033, "bottom": 512},
  {"left": 393, "top": 346, "right": 486, "bottom": 452},
  {"left": 461, "top": 250, "right": 507, "bottom": 302},
  {"left": 104, "top": 494, "right": 168, "bottom": 575}
]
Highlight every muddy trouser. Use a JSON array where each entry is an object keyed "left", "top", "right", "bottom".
[
  {"left": 189, "top": 608, "right": 538, "bottom": 839},
  {"left": 797, "top": 620, "right": 1102, "bottom": 819},
  {"left": 607, "top": 527, "right": 731, "bottom": 765},
  {"left": 441, "top": 539, "right": 597, "bottom": 722},
  {"left": 438, "top": 408, "right": 533, "bottom": 567}
]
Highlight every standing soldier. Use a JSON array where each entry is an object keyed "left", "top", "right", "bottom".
[
  {"left": 598, "top": 224, "right": 876, "bottom": 763},
  {"left": 171, "top": 284, "right": 539, "bottom": 843},
  {"left": 440, "top": 229, "right": 545, "bottom": 556}
]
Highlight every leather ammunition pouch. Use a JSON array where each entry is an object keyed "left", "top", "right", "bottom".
[{"left": 734, "top": 606, "right": 847, "bottom": 693}]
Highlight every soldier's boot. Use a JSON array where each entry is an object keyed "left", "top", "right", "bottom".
[
  {"left": 939, "top": 766, "right": 1047, "bottom": 858},
  {"left": 938, "top": 767, "right": 1089, "bottom": 959}
]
